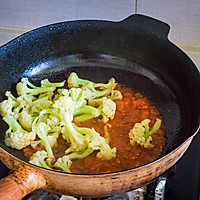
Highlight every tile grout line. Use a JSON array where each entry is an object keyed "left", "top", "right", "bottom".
[{"left": 135, "top": 0, "right": 138, "bottom": 14}]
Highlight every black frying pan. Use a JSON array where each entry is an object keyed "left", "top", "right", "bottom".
[{"left": 0, "top": 14, "right": 199, "bottom": 199}]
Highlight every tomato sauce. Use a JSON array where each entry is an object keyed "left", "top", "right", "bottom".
[{"left": 70, "top": 85, "right": 166, "bottom": 174}]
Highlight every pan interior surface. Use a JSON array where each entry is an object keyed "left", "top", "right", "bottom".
[{"left": 0, "top": 54, "right": 182, "bottom": 163}]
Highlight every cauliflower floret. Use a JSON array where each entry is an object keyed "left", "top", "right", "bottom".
[
  {"left": 3, "top": 115, "right": 36, "bottom": 150},
  {"left": 48, "top": 115, "right": 60, "bottom": 125},
  {"left": 31, "top": 127, "right": 60, "bottom": 149},
  {"left": 5, "top": 131, "right": 35, "bottom": 150},
  {"left": 0, "top": 98, "right": 14, "bottom": 117},
  {"left": 67, "top": 72, "right": 116, "bottom": 99},
  {"left": 88, "top": 97, "right": 116, "bottom": 123},
  {"left": 18, "top": 110, "right": 32, "bottom": 131},
  {"left": 53, "top": 96, "right": 76, "bottom": 114},
  {"left": 69, "top": 87, "right": 86, "bottom": 107},
  {"left": 100, "top": 98, "right": 116, "bottom": 122},
  {"left": 0, "top": 91, "right": 22, "bottom": 118},
  {"left": 47, "top": 129, "right": 60, "bottom": 148},
  {"left": 108, "top": 90, "right": 123, "bottom": 100},
  {"left": 29, "top": 150, "right": 52, "bottom": 170},
  {"left": 73, "top": 125, "right": 116, "bottom": 160},
  {"left": 16, "top": 78, "right": 56, "bottom": 96},
  {"left": 54, "top": 155, "right": 72, "bottom": 173},
  {"left": 96, "top": 143, "right": 117, "bottom": 160},
  {"left": 17, "top": 95, "right": 33, "bottom": 108},
  {"left": 129, "top": 118, "right": 162, "bottom": 148}
]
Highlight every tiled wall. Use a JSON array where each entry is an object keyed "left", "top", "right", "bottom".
[
  {"left": 0, "top": 0, "right": 199, "bottom": 46},
  {"left": 0, "top": 0, "right": 135, "bottom": 28},
  {"left": 137, "top": 0, "right": 200, "bottom": 46}
]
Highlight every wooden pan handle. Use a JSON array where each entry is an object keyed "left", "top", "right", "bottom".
[{"left": 0, "top": 165, "right": 46, "bottom": 200}]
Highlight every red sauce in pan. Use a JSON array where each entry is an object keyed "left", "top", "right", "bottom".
[{"left": 24, "top": 85, "right": 166, "bottom": 174}]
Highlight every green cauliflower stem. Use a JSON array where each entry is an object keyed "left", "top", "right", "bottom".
[
  {"left": 32, "top": 122, "right": 54, "bottom": 159},
  {"left": 16, "top": 78, "right": 56, "bottom": 96},
  {"left": 69, "top": 88, "right": 86, "bottom": 103},
  {"left": 3, "top": 115, "right": 36, "bottom": 150},
  {"left": 31, "top": 99, "right": 53, "bottom": 115},
  {"left": 30, "top": 94, "right": 61, "bottom": 126},
  {"left": 37, "top": 91, "right": 54, "bottom": 101},
  {"left": 29, "top": 150, "right": 53, "bottom": 170},
  {"left": 61, "top": 111, "right": 87, "bottom": 153},
  {"left": 53, "top": 96, "right": 86, "bottom": 152},
  {"left": 67, "top": 72, "right": 116, "bottom": 99},
  {"left": 88, "top": 97, "right": 116, "bottom": 123},
  {"left": 73, "top": 97, "right": 116, "bottom": 123},
  {"left": 73, "top": 104, "right": 101, "bottom": 122},
  {"left": 73, "top": 125, "right": 116, "bottom": 160},
  {"left": 67, "top": 147, "right": 94, "bottom": 160},
  {"left": 31, "top": 126, "right": 60, "bottom": 149},
  {"left": 33, "top": 108, "right": 61, "bottom": 125},
  {"left": 129, "top": 118, "right": 162, "bottom": 148},
  {"left": 41, "top": 79, "right": 65, "bottom": 88},
  {"left": 54, "top": 147, "right": 96, "bottom": 173}
]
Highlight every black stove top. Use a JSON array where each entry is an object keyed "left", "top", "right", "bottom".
[
  {"left": 1, "top": 133, "right": 200, "bottom": 200},
  {"left": 165, "top": 132, "right": 200, "bottom": 200}
]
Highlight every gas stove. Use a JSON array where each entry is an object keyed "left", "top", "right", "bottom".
[{"left": 0, "top": 132, "right": 199, "bottom": 200}]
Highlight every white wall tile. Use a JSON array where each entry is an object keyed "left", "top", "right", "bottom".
[
  {"left": 1, "top": 0, "right": 199, "bottom": 46},
  {"left": 137, "top": 0, "right": 200, "bottom": 45},
  {"left": 0, "top": 0, "right": 135, "bottom": 29}
]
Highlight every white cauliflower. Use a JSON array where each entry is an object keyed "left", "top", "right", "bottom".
[
  {"left": 0, "top": 91, "right": 21, "bottom": 118},
  {"left": 108, "top": 90, "right": 123, "bottom": 100},
  {"left": 54, "top": 155, "right": 72, "bottom": 173},
  {"left": 16, "top": 78, "right": 56, "bottom": 96},
  {"left": 18, "top": 110, "right": 32, "bottom": 131},
  {"left": 3, "top": 115, "right": 36, "bottom": 150},
  {"left": 29, "top": 150, "right": 52, "bottom": 170},
  {"left": 88, "top": 97, "right": 116, "bottom": 123},
  {"left": 5, "top": 131, "right": 35, "bottom": 150},
  {"left": 73, "top": 126, "right": 116, "bottom": 160},
  {"left": 100, "top": 98, "right": 116, "bottom": 122},
  {"left": 96, "top": 143, "right": 117, "bottom": 160},
  {"left": 129, "top": 118, "right": 162, "bottom": 148},
  {"left": 0, "top": 97, "right": 14, "bottom": 117}
]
